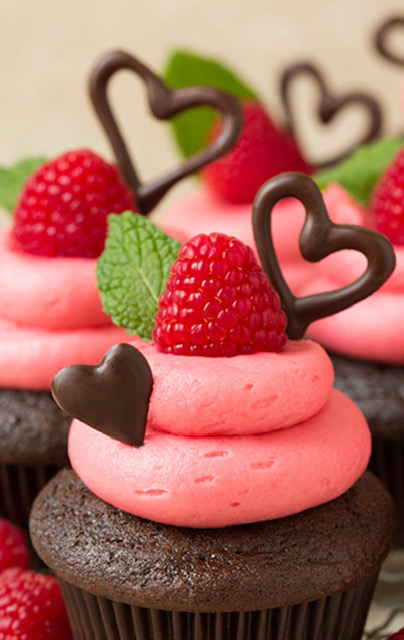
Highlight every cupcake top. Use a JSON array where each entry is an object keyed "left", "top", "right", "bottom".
[
  {"left": 52, "top": 171, "right": 395, "bottom": 528},
  {"left": 300, "top": 137, "right": 404, "bottom": 364},
  {"left": 0, "top": 51, "right": 242, "bottom": 391}
]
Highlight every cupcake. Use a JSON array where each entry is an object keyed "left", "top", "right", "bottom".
[
  {"left": 30, "top": 172, "right": 396, "bottom": 640},
  {"left": 0, "top": 51, "right": 242, "bottom": 527},
  {"left": 296, "top": 137, "right": 404, "bottom": 546},
  {"left": 156, "top": 50, "right": 383, "bottom": 292}
]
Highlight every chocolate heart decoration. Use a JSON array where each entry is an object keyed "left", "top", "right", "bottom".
[
  {"left": 375, "top": 16, "right": 404, "bottom": 66},
  {"left": 280, "top": 62, "right": 382, "bottom": 169},
  {"left": 252, "top": 172, "right": 395, "bottom": 340},
  {"left": 89, "top": 50, "right": 243, "bottom": 215},
  {"left": 51, "top": 343, "right": 153, "bottom": 447}
]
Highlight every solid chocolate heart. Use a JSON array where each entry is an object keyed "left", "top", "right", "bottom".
[
  {"left": 89, "top": 50, "right": 243, "bottom": 215},
  {"left": 252, "top": 172, "right": 396, "bottom": 339},
  {"left": 375, "top": 16, "right": 404, "bottom": 66},
  {"left": 279, "top": 62, "right": 382, "bottom": 169},
  {"left": 51, "top": 343, "right": 153, "bottom": 447}
]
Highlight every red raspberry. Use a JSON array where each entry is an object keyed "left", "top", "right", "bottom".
[
  {"left": 371, "top": 147, "right": 404, "bottom": 245},
  {"left": 202, "top": 101, "right": 311, "bottom": 204},
  {"left": 387, "top": 630, "right": 404, "bottom": 640},
  {"left": 0, "top": 519, "right": 30, "bottom": 573},
  {"left": 153, "top": 232, "right": 287, "bottom": 357},
  {"left": 0, "top": 567, "right": 73, "bottom": 639},
  {"left": 13, "top": 149, "right": 136, "bottom": 258}
]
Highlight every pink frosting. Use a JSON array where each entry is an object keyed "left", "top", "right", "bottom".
[
  {"left": 157, "top": 183, "right": 365, "bottom": 292},
  {"left": 68, "top": 388, "right": 370, "bottom": 528},
  {"left": 0, "top": 227, "right": 130, "bottom": 390},
  {"left": 0, "top": 229, "right": 109, "bottom": 329},
  {"left": 133, "top": 339, "right": 334, "bottom": 436},
  {"left": 295, "top": 188, "right": 404, "bottom": 363}
]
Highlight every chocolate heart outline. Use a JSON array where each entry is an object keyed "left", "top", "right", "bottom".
[
  {"left": 89, "top": 50, "right": 243, "bottom": 215},
  {"left": 252, "top": 172, "right": 396, "bottom": 339},
  {"left": 279, "top": 62, "right": 382, "bottom": 169},
  {"left": 51, "top": 343, "right": 153, "bottom": 447},
  {"left": 375, "top": 16, "right": 404, "bottom": 66}
]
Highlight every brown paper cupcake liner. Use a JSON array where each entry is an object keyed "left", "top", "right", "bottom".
[
  {"left": 369, "top": 438, "right": 404, "bottom": 547},
  {"left": 0, "top": 462, "right": 62, "bottom": 526},
  {"left": 59, "top": 572, "right": 378, "bottom": 640}
]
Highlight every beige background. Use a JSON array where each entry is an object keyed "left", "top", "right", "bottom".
[{"left": 1, "top": 0, "right": 404, "bottom": 221}]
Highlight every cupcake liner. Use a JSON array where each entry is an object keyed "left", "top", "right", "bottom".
[
  {"left": 59, "top": 572, "right": 378, "bottom": 640},
  {"left": 0, "top": 462, "right": 62, "bottom": 526},
  {"left": 369, "top": 438, "right": 404, "bottom": 547}
]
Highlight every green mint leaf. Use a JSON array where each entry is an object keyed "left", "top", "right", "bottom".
[
  {"left": 164, "top": 49, "right": 258, "bottom": 158},
  {"left": 97, "top": 212, "right": 181, "bottom": 340},
  {"left": 315, "top": 137, "right": 404, "bottom": 206},
  {"left": 0, "top": 157, "right": 46, "bottom": 213}
]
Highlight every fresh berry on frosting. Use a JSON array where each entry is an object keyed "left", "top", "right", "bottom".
[
  {"left": 371, "top": 146, "right": 404, "bottom": 244},
  {"left": 0, "top": 567, "right": 73, "bottom": 639},
  {"left": 164, "top": 50, "right": 310, "bottom": 203},
  {"left": 202, "top": 101, "right": 311, "bottom": 203},
  {"left": 153, "top": 232, "right": 287, "bottom": 356},
  {"left": 0, "top": 519, "right": 30, "bottom": 573},
  {"left": 12, "top": 149, "right": 136, "bottom": 258},
  {"left": 387, "top": 630, "right": 404, "bottom": 640}
]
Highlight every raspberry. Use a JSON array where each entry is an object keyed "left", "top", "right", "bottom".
[
  {"left": 202, "top": 101, "right": 311, "bottom": 204},
  {"left": 371, "top": 147, "right": 404, "bottom": 245},
  {"left": 153, "top": 232, "right": 287, "bottom": 356},
  {"left": 13, "top": 149, "right": 136, "bottom": 258},
  {"left": 0, "top": 567, "right": 73, "bottom": 640},
  {"left": 0, "top": 519, "right": 30, "bottom": 573},
  {"left": 387, "top": 630, "right": 404, "bottom": 640}
]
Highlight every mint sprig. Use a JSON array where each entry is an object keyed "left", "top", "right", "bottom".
[
  {"left": 0, "top": 157, "right": 46, "bottom": 213},
  {"left": 97, "top": 213, "right": 181, "bottom": 340},
  {"left": 315, "top": 137, "right": 404, "bottom": 205},
  {"left": 164, "top": 49, "right": 258, "bottom": 158}
]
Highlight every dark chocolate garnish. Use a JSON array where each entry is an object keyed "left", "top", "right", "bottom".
[
  {"left": 252, "top": 172, "right": 395, "bottom": 339},
  {"left": 375, "top": 16, "right": 404, "bottom": 66},
  {"left": 51, "top": 343, "right": 153, "bottom": 447},
  {"left": 89, "top": 50, "right": 243, "bottom": 215},
  {"left": 280, "top": 62, "right": 382, "bottom": 169}
]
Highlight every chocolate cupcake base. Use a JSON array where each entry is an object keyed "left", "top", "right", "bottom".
[
  {"left": 331, "top": 354, "right": 404, "bottom": 546},
  {"left": 0, "top": 388, "right": 70, "bottom": 525},
  {"left": 30, "top": 469, "right": 396, "bottom": 640},
  {"left": 59, "top": 575, "right": 377, "bottom": 640}
]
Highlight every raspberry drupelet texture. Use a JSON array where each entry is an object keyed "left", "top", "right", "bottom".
[
  {"left": 153, "top": 232, "right": 287, "bottom": 356},
  {"left": 371, "top": 147, "right": 404, "bottom": 245},
  {"left": 0, "top": 519, "right": 30, "bottom": 573},
  {"left": 13, "top": 149, "right": 136, "bottom": 258},
  {"left": 0, "top": 567, "right": 73, "bottom": 639}
]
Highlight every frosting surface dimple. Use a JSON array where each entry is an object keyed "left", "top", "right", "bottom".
[{"left": 68, "top": 389, "right": 370, "bottom": 528}]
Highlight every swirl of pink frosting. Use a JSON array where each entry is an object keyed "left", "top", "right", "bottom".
[
  {"left": 0, "top": 227, "right": 130, "bottom": 390},
  {"left": 157, "top": 183, "right": 364, "bottom": 293},
  {"left": 68, "top": 388, "right": 370, "bottom": 528},
  {"left": 133, "top": 339, "right": 334, "bottom": 436},
  {"left": 0, "top": 229, "right": 109, "bottom": 329},
  {"left": 295, "top": 187, "right": 404, "bottom": 363}
]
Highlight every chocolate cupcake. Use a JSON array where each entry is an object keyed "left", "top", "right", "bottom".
[
  {"left": 299, "top": 137, "right": 404, "bottom": 547},
  {"left": 30, "top": 173, "right": 396, "bottom": 640},
  {"left": 0, "top": 51, "right": 241, "bottom": 527}
]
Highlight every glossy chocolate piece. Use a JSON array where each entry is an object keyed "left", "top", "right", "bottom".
[
  {"left": 280, "top": 62, "right": 382, "bottom": 169},
  {"left": 375, "top": 16, "right": 404, "bottom": 66},
  {"left": 89, "top": 50, "right": 243, "bottom": 215},
  {"left": 252, "top": 172, "right": 396, "bottom": 339},
  {"left": 51, "top": 343, "right": 153, "bottom": 447}
]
